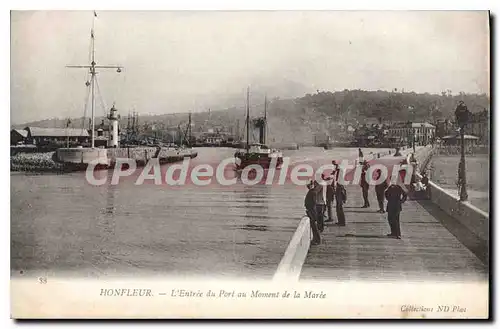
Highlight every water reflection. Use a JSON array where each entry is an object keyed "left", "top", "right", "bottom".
[
  {"left": 240, "top": 183, "right": 271, "bottom": 224},
  {"left": 98, "top": 172, "right": 118, "bottom": 245},
  {"left": 105, "top": 183, "right": 116, "bottom": 215}
]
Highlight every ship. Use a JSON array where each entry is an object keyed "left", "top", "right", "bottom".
[
  {"left": 53, "top": 11, "right": 197, "bottom": 170},
  {"left": 234, "top": 88, "right": 283, "bottom": 170}
]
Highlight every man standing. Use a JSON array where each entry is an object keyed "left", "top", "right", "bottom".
[
  {"left": 331, "top": 160, "right": 340, "bottom": 182},
  {"left": 313, "top": 179, "right": 326, "bottom": 232},
  {"left": 324, "top": 161, "right": 338, "bottom": 224},
  {"left": 358, "top": 148, "right": 364, "bottom": 164},
  {"left": 335, "top": 183, "right": 347, "bottom": 226},
  {"left": 360, "top": 161, "right": 370, "bottom": 208},
  {"left": 374, "top": 169, "right": 388, "bottom": 213},
  {"left": 305, "top": 181, "right": 321, "bottom": 245},
  {"left": 325, "top": 177, "right": 335, "bottom": 223},
  {"left": 384, "top": 177, "right": 408, "bottom": 239}
]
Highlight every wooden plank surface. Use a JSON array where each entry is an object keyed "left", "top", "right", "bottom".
[{"left": 300, "top": 184, "right": 488, "bottom": 282}]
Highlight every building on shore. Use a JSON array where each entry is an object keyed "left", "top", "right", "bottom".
[
  {"left": 465, "top": 109, "right": 489, "bottom": 145},
  {"left": 434, "top": 110, "right": 489, "bottom": 145},
  {"left": 192, "top": 131, "right": 235, "bottom": 146},
  {"left": 441, "top": 134, "right": 480, "bottom": 147},
  {"left": 387, "top": 122, "right": 436, "bottom": 146},
  {"left": 10, "top": 129, "right": 28, "bottom": 145},
  {"left": 15, "top": 127, "right": 90, "bottom": 147},
  {"left": 435, "top": 119, "right": 455, "bottom": 139},
  {"left": 353, "top": 123, "right": 390, "bottom": 146},
  {"left": 94, "top": 119, "right": 115, "bottom": 147}
]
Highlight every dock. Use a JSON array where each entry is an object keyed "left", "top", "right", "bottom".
[
  {"left": 274, "top": 146, "right": 488, "bottom": 283},
  {"left": 299, "top": 185, "right": 488, "bottom": 282}
]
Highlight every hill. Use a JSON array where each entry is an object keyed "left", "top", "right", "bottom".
[{"left": 13, "top": 89, "right": 490, "bottom": 145}]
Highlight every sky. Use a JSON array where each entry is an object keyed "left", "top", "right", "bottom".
[{"left": 10, "top": 10, "right": 489, "bottom": 124}]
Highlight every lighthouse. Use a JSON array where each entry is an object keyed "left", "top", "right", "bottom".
[{"left": 107, "top": 104, "right": 119, "bottom": 148}]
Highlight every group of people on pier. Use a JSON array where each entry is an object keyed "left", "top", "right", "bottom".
[
  {"left": 304, "top": 161, "right": 347, "bottom": 245},
  {"left": 304, "top": 155, "right": 410, "bottom": 245}
]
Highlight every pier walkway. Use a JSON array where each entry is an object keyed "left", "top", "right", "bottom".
[
  {"left": 292, "top": 147, "right": 489, "bottom": 282},
  {"left": 299, "top": 184, "right": 488, "bottom": 282}
]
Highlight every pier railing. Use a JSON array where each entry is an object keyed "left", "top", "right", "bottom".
[{"left": 273, "top": 216, "right": 312, "bottom": 281}]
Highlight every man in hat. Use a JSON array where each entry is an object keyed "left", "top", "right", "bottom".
[
  {"left": 331, "top": 160, "right": 340, "bottom": 182},
  {"left": 324, "top": 160, "right": 339, "bottom": 223},
  {"left": 384, "top": 171, "right": 408, "bottom": 239},
  {"left": 358, "top": 148, "right": 364, "bottom": 164},
  {"left": 305, "top": 180, "right": 321, "bottom": 244},
  {"left": 360, "top": 161, "right": 370, "bottom": 208},
  {"left": 374, "top": 169, "right": 388, "bottom": 213}
]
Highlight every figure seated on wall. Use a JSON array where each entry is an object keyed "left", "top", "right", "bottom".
[
  {"left": 421, "top": 173, "right": 429, "bottom": 186},
  {"left": 411, "top": 175, "right": 430, "bottom": 200},
  {"left": 409, "top": 153, "right": 418, "bottom": 166}
]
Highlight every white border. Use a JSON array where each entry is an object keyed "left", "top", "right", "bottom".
[{"left": 4, "top": 1, "right": 497, "bottom": 327}]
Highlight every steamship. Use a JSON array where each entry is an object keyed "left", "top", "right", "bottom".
[{"left": 234, "top": 88, "right": 283, "bottom": 170}]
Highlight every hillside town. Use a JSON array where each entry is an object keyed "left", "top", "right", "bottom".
[{"left": 11, "top": 106, "right": 489, "bottom": 152}]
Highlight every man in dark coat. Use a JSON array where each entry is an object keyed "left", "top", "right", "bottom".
[
  {"left": 325, "top": 178, "right": 335, "bottom": 223},
  {"left": 360, "top": 161, "right": 370, "bottom": 208},
  {"left": 384, "top": 178, "right": 408, "bottom": 239},
  {"left": 324, "top": 161, "right": 339, "bottom": 223},
  {"left": 331, "top": 160, "right": 340, "bottom": 182},
  {"left": 305, "top": 181, "right": 321, "bottom": 244},
  {"left": 374, "top": 169, "right": 388, "bottom": 213},
  {"left": 358, "top": 148, "right": 364, "bottom": 164},
  {"left": 313, "top": 180, "right": 326, "bottom": 232},
  {"left": 335, "top": 183, "right": 347, "bottom": 226}
]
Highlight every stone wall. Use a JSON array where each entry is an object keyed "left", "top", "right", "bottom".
[
  {"left": 426, "top": 182, "right": 489, "bottom": 243},
  {"left": 413, "top": 146, "right": 489, "bottom": 256}
]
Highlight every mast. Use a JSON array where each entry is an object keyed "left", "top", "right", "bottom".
[
  {"left": 131, "top": 111, "right": 135, "bottom": 136},
  {"left": 91, "top": 46, "right": 95, "bottom": 147},
  {"left": 246, "top": 87, "right": 250, "bottom": 152},
  {"left": 136, "top": 113, "right": 139, "bottom": 134},
  {"left": 89, "top": 11, "right": 96, "bottom": 148},
  {"left": 264, "top": 94, "right": 267, "bottom": 145},
  {"left": 236, "top": 119, "right": 240, "bottom": 142},
  {"left": 127, "top": 111, "right": 131, "bottom": 140},
  {"left": 66, "top": 118, "right": 71, "bottom": 148},
  {"left": 178, "top": 124, "right": 183, "bottom": 145},
  {"left": 183, "top": 112, "right": 192, "bottom": 147},
  {"left": 188, "top": 112, "right": 192, "bottom": 145},
  {"left": 66, "top": 11, "right": 123, "bottom": 148}
]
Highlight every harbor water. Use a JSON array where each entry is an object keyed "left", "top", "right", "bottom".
[{"left": 11, "top": 147, "right": 390, "bottom": 279}]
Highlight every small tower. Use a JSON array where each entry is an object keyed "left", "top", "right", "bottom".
[{"left": 108, "top": 104, "right": 119, "bottom": 148}]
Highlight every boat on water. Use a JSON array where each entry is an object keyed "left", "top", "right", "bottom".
[
  {"left": 234, "top": 88, "right": 283, "bottom": 170},
  {"left": 235, "top": 143, "right": 283, "bottom": 169},
  {"left": 54, "top": 11, "right": 196, "bottom": 171}
]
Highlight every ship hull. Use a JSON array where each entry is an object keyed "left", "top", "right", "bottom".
[
  {"left": 54, "top": 146, "right": 198, "bottom": 172},
  {"left": 235, "top": 152, "right": 283, "bottom": 170}
]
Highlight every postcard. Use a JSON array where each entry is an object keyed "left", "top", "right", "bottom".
[{"left": 10, "top": 10, "right": 490, "bottom": 319}]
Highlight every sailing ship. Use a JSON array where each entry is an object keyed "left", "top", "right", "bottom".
[
  {"left": 54, "top": 11, "right": 196, "bottom": 170},
  {"left": 234, "top": 88, "right": 283, "bottom": 170}
]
